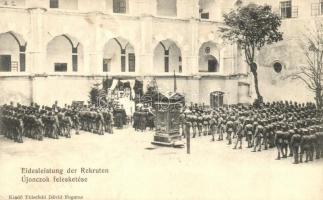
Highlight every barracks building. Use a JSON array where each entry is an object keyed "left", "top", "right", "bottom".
[{"left": 0, "top": 0, "right": 320, "bottom": 106}]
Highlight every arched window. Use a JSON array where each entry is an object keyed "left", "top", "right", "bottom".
[
  {"left": 198, "top": 41, "right": 219, "bottom": 73},
  {"left": 0, "top": 32, "right": 27, "bottom": 72},
  {"left": 103, "top": 37, "right": 135, "bottom": 73},
  {"left": 46, "top": 35, "right": 83, "bottom": 73},
  {"left": 153, "top": 39, "right": 182, "bottom": 73}
]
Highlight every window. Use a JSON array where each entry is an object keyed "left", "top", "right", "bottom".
[
  {"left": 0, "top": 55, "right": 11, "bottom": 72},
  {"left": 273, "top": 62, "right": 283, "bottom": 73},
  {"left": 113, "top": 0, "right": 126, "bottom": 13},
  {"left": 72, "top": 55, "right": 78, "bottom": 72},
  {"left": 280, "top": 1, "right": 292, "bottom": 18},
  {"left": 54, "top": 63, "right": 67, "bottom": 72},
  {"left": 201, "top": 13, "right": 209, "bottom": 19},
  {"left": 50, "top": 0, "right": 59, "bottom": 8},
  {"left": 103, "top": 59, "right": 110, "bottom": 72},
  {"left": 128, "top": 53, "right": 135, "bottom": 72},
  {"left": 164, "top": 50, "right": 169, "bottom": 72},
  {"left": 312, "top": 0, "right": 323, "bottom": 16},
  {"left": 157, "top": 0, "right": 177, "bottom": 17}
]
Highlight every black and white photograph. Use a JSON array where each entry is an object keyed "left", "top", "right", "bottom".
[{"left": 0, "top": 0, "right": 322, "bottom": 200}]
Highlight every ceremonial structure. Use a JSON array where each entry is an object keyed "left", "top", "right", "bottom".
[{"left": 0, "top": 0, "right": 320, "bottom": 106}]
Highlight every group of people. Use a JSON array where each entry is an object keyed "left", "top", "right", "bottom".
[
  {"left": 180, "top": 101, "right": 323, "bottom": 164},
  {"left": 133, "top": 107, "right": 155, "bottom": 132},
  {"left": 0, "top": 101, "right": 116, "bottom": 143},
  {"left": 1, "top": 99, "right": 323, "bottom": 164}
]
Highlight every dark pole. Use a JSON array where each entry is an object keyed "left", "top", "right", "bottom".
[{"left": 186, "top": 121, "right": 191, "bottom": 154}]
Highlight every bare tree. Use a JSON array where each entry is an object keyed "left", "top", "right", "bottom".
[{"left": 287, "top": 23, "right": 323, "bottom": 108}]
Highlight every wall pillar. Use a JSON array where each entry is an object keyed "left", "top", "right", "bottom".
[
  {"left": 27, "top": 7, "right": 46, "bottom": 74},
  {"left": 139, "top": 16, "right": 153, "bottom": 75}
]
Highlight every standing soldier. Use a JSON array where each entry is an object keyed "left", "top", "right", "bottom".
[
  {"left": 300, "top": 129, "right": 310, "bottom": 163},
  {"left": 179, "top": 112, "right": 186, "bottom": 138},
  {"left": 15, "top": 114, "right": 24, "bottom": 143},
  {"left": 197, "top": 115, "right": 203, "bottom": 137},
  {"left": 290, "top": 127, "right": 302, "bottom": 164},
  {"left": 203, "top": 115, "right": 209, "bottom": 136},
  {"left": 226, "top": 116, "right": 234, "bottom": 145},
  {"left": 192, "top": 115, "right": 198, "bottom": 138},
  {"left": 244, "top": 118, "right": 253, "bottom": 148},
  {"left": 275, "top": 124, "right": 284, "bottom": 160},
  {"left": 233, "top": 117, "right": 244, "bottom": 149},
  {"left": 209, "top": 116, "right": 217, "bottom": 141},
  {"left": 217, "top": 114, "right": 224, "bottom": 141},
  {"left": 252, "top": 120, "right": 264, "bottom": 152}
]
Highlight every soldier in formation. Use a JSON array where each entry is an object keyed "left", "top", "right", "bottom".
[
  {"left": 181, "top": 101, "right": 323, "bottom": 164},
  {"left": 0, "top": 101, "right": 117, "bottom": 143}
]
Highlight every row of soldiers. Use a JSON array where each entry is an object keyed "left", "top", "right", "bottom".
[
  {"left": 0, "top": 102, "right": 115, "bottom": 143},
  {"left": 180, "top": 101, "right": 323, "bottom": 164}
]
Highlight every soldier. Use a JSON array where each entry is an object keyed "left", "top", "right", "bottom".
[
  {"left": 274, "top": 124, "right": 284, "bottom": 160},
  {"left": 226, "top": 116, "right": 234, "bottom": 145},
  {"left": 308, "top": 128, "right": 316, "bottom": 162},
  {"left": 209, "top": 116, "right": 217, "bottom": 141},
  {"left": 233, "top": 117, "right": 244, "bottom": 149},
  {"left": 251, "top": 117, "right": 259, "bottom": 148},
  {"left": 203, "top": 115, "right": 209, "bottom": 136},
  {"left": 217, "top": 114, "right": 224, "bottom": 141},
  {"left": 290, "top": 127, "right": 302, "bottom": 164},
  {"left": 197, "top": 116, "right": 203, "bottom": 137},
  {"left": 287, "top": 123, "right": 295, "bottom": 157},
  {"left": 72, "top": 109, "right": 80, "bottom": 135},
  {"left": 252, "top": 120, "right": 264, "bottom": 152},
  {"left": 179, "top": 112, "right": 186, "bottom": 137},
  {"left": 14, "top": 114, "right": 24, "bottom": 143},
  {"left": 244, "top": 118, "right": 253, "bottom": 148},
  {"left": 281, "top": 124, "right": 290, "bottom": 158},
  {"left": 192, "top": 115, "right": 198, "bottom": 138},
  {"left": 300, "top": 129, "right": 310, "bottom": 163}
]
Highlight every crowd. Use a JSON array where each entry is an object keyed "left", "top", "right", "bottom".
[
  {"left": 1, "top": 100, "right": 323, "bottom": 164},
  {"left": 180, "top": 101, "right": 323, "bottom": 164},
  {"left": 0, "top": 101, "right": 116, "bottom": 143}
]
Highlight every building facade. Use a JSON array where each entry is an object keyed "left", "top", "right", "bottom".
[{"left": 0, "top": 0, "right": 320, "bottom": 106}]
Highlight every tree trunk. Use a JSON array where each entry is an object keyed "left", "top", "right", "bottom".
[
  {"left": 316, "top": 89, "right": 322, "bottom": 109},
  {"left": 251, "top": 69, "right": 263, "bottom": 103}
]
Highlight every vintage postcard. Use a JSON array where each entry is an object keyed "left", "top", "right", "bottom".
[{"left": 0, "top": 0, "right": 322, "bottom": 200}]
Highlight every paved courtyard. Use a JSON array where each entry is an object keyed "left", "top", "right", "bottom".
[{"left": 0, "top": 128, "right": 322, "bottom": 200}]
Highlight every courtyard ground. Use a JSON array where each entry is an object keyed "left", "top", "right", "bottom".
[{"left": 0, "top": 128, "right": 322, "bottom": 200}]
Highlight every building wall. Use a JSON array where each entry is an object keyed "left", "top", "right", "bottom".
[{"left": 0, "top": 0, "right": 319, "bottom": 106}]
